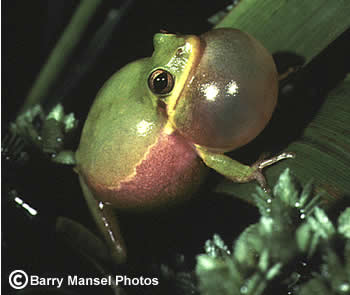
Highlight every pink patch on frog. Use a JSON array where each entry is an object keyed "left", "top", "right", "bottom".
[{"left": 86, "top": 131, "right": 207, "bottom": 210}]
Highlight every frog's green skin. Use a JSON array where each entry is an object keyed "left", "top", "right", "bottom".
[{"left": 75, "top": 28, "right": 294, "bottom": 264}]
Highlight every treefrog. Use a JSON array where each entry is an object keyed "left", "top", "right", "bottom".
[{"left": 74, "top": 28, "right": 294, "bottom": 263}]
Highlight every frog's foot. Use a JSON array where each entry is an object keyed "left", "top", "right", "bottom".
[
  {"left": 249, "top": 152, "right": 296, "bottom": 192},
  {"left": 10, "top": 104, "right": 78, "bottom": 165}
]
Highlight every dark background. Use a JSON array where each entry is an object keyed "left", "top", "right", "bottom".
[{"left": 3, "top": 1, "right": 350, "bottom": 295}]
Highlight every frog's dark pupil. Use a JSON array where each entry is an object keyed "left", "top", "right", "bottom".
[
  {"left": 148, "top": 69, "right": 174, "bottom": 95},
  {"left": 154, "top": 73, "right": 168, "bottom": 91}
]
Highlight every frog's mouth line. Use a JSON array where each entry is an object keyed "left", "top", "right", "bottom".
[
  {"left": 157, "top": 100, "right": 169, "bottom": 121},
  {"left": 157, "top": 99, "right": 167, "bottom": 113},
  {"left": 166, "top": 35, "right": 203, "bottom": 119}
]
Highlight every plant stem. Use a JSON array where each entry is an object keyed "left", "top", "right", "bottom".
[{"left": 21, "top": 0, "right": 103, "bottom": 113}]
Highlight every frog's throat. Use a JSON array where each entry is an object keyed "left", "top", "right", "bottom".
[
  {"left": 76, "top": 130, "right": 162, "bottom": 198},
  {"left": 114, "top": 129, "right": 161, "bottom": 190},
  {"left": 85, "top": 127, "right": 202, "bottom": 210},
  {"left": 164, "top": 35, "right": 203, "bottom": 135}
]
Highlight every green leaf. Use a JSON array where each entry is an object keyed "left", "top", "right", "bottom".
[
  {"left": 272, "top": 168, "right": 299, "bottom": 207},
  {"left": 297, "top": 278, "right": 330, "bottom": 295},
  {"left": 215, "top": 0, "right": 350, "bottom": 65},
  {"left": 204, "top": 234, "right": 231, "bottom": 258},
  {"left": 309, "top": 207, "right": 336, "bottom": 239},
  {"left": 322, "top": 248, "right": 350, "bottom": 293},
  {"left": 296, "top": 223, "right": 318, "bottom": 256},
  {"left": 233, "top": 224, "right": 262, "bottom": 269},
  {"left": 338, "top": 208, "right": 350, "bottom": 239}
]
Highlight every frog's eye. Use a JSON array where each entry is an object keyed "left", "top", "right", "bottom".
[{"left": 148, "top": 69, "right": 174, "bottom": 95}]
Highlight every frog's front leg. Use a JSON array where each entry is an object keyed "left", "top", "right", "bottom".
[
  {"left": 78, "top": 176, "right": 127, "bottom": 264},
  {"left": 195, "top": 145, "right": 295, "bottom": 192}
]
